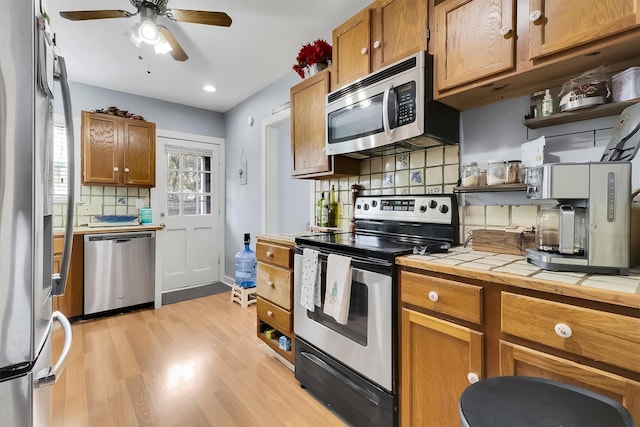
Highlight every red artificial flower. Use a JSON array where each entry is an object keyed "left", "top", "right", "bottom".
[{"left": 292, "top": 39, "right": 333, "bottom": 79}]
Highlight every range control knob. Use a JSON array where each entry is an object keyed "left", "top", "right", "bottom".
[
  {"left": 440, "top": 204, "right": 449, "bottom": 214},
  {"left": 428, "top": 200, "right": 438, "bottom": 209},
  {"left": 371, "top": 200, "right": 378, "bottom": 208},
  {"left": 419, "top": 205, "right": 427, "bottom": 213},
  {"left": 364, "top": 203, "right": 370, "bottom": 211},
  {"left": 356, "top": 204, "right": 362, "bottom": 210}
]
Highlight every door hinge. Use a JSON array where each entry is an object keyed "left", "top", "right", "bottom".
[
  {"left": 426, "top": 28, "right": 431, "bottom": 41},
  {"left": 218, "top": 255, "right": 220, "bottom": 265}
]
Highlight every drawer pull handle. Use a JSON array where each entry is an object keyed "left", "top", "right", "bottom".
[
  {"left": 267, "top": 310, "right": 273, "bottom": 317},
  {"left": 428, "top": 291, "right": 439, "bottom": 302},
  {"left": 554, "top": 323, "right": 572, "bottom": 338},
  {"left": 498, "top": 25, "right": 511, "bottom": 37},
  {"left": 529, "top": 10, "right": 542, "bottom": 22},
  {"left": 266, "top": 250, "right": 273, "bottom": 258},
  {"left": 467, "top": 372, "right": 480, "bottom": 384}
]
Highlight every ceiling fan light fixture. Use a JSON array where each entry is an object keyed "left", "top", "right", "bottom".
[
  {"left": 154, "top": 37, "right": 173, "bottom": 55},
  {"left": 138, "top": 20, "right": 160, "bottom": 45},
  {"left": 125, "top": 24, "right": 143, "bottom": 47}
]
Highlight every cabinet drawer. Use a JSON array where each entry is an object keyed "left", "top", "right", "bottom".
[
  {"left": 400, "top": 270, "right": 482, "bottom": 324},
  {"left": 257, "top": 297, "right": 292, "bottom": 334},
  {"left": 501, "top": 292, "right": 640, "bottom": 374},
  {"left": 256, "top": 262, "right": 292, "bottom": 310},
  {"left": 256, "top": 242, "right": 292, "bottom": 268},
  {"left": 53, "top": 236, "right": 65, "bottom": 255}
]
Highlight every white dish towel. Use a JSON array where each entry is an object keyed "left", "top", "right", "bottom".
[
  {"left": 300, "top": 248, "right": 321, "bottom": 311},
  {"left": 323, "top": 254, "right": 352, "bottom": 325}
]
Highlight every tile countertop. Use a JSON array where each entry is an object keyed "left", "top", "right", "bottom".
[
  {"left": 397, "top": 246, "right": 640, "bottom": 310},
  {"left": 54, "top": 224, "right": 164, "bottom": 236},
  {"left": 256, "top": 230, "right": 336, "bottom": 247}
]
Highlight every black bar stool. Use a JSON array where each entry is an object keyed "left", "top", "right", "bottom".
[{"left": 459, "top": 376, "right": 635, "bottom": 427}]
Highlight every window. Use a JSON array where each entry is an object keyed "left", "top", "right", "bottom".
[
  {"left": 166, "top": 148, "right": 212, "bottom": 216},
  {"left": 53, "top": 123, "right": 68, "bottom": 199}
]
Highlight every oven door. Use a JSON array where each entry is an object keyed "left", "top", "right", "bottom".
[{"left": 293, "top": 248, "right": 393, "bottom": 391}]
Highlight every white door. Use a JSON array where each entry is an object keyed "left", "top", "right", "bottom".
[{"left": 154, "top": 135, "right": 222, "bottom": 292}]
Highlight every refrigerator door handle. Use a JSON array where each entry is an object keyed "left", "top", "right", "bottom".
[
  {"left": 35, "top": 311, "right": 73, "bottom": 388},
  {"left": 51, "top": 55, "right": 76, "bottom": 296}
]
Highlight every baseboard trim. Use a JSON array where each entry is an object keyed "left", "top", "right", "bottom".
[{"left": 162, "top": 282, "right": 230, "bottom": 305}]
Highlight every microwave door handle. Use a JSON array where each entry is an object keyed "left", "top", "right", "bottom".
[{"left": 382, "top": 85, "right": 395, "bottom": 140}]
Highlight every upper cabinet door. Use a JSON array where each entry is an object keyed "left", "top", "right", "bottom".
[
  {"left": 82, "top": 111, "right": 121, "bottom": 185},
  {"left": 122, "top": 120, "right": 156, "bottom": 187},
  {"left": 435, "top": 0, "right": 516, "bottom": 91},
  {"left": 375, "top": 0, "right": 428, "bottom": 69},
  {"left": 333, "top": 8, "right": 372, "bottom": 89},
  {"left": 529, "top": 0, "right": 640, "bottom": 60}
]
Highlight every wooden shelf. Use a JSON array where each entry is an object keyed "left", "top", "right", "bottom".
[
  {"left": 523, "top": 98, "right": 640, "bottom": 129},
  {"left": 453, "top": 183, "right": 527, "bottom": 193}
]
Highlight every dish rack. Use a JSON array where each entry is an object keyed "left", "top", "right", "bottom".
[{"left": 88, "top": 215, "right": 140, "bottom": 227}]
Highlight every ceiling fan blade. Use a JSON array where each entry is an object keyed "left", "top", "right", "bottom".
[
  {"left": 60, "top": 10, "right": 133, "bottom": 21},
  {"left": 158, "top": 26, "right": 188, "bottom": 62},
  {"left": 165, "top": 10, "right": 232, "bottom": 27}
]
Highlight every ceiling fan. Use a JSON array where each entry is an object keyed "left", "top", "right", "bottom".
[{"left": 59, "top": 0, "right": 232, "bottom": 62}]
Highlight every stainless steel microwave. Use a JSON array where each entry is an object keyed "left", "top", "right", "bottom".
[{"left": 326, "top": 51, "right": 459, "bottom": 156}]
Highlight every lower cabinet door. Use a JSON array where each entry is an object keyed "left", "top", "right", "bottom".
[
  {"left": 500, "top": 341, "right": 640, "bottom": 422},
  {"left": 400, "top": 308, "right": 484, "bottom": 426}
]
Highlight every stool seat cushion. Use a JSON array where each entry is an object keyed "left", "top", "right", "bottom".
[{"left": 459, "top": 376, "right": 635, "bottom": 427}]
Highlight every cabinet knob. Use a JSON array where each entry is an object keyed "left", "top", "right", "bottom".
[
  {"left": 467, "top": 372, "right": 480, "bottom": 384},
  {"left": 428, "top": 291, "right": 439, "bottom": 302},
  {"left": 554, "top": 323, "right": 572, "bottom": 338},
  {"left": 529, "top": 9, "right": 542, "bottom": 22},
  {"left": 266, "top": 250, "right": 273, "bottom": 258},
  {"left": 124, "top": 167, "right": 130, "bottom": 173},
  {"left": 361, "top": 47, "right": 368, "bottom": 55},
  {"left": 499, "top": 25, "right": 512, "bottom": 37},
  {"left": 267, "top": 310, "right": 273, "bottom": 317},
  {"left": 113, "top": 166, "right": 119, "bottom": 172},
  {"left": 373, "top": 40, "right": 381, "bottom": 49},
  {"left": 268, "top": 281, "right": 275, "bottom": 288}
]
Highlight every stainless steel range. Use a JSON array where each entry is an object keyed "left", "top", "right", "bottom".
[{"left": 293, "top": 194, "right": 459, "bottom": 427}]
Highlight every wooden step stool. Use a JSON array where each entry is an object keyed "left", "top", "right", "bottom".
[{"left": 231, "top": 283, "right": 257, "bottom": 307}]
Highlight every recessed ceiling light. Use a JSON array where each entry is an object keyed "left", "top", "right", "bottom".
[{"left": 203, "top": 85, "right": 217, "bottom": 93}]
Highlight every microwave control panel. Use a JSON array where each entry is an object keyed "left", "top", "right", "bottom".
[{"left": 395, "top": 81, "right": 417, "bottom": 126}]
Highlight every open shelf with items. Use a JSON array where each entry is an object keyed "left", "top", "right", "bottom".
[
  {"left": 257, "top": 319, "right": 294, "bottom": 363},
  {"left": 523, "top": 98, "right": 639, "bottom": 129},
  {"left": 453, "top": 184, "right": 527, "bottom": 193}
]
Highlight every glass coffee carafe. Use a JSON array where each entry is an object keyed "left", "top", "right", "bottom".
[{"left": 536, "top": 205, "right": 586, "bottom": 255}]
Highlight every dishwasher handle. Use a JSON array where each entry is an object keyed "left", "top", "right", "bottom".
[{"left": 114, "top": 239, "right": 132, "bottom": 244}]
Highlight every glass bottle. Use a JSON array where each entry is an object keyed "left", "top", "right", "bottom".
[
  {"left": 316, "top": 192, "right": 325, "bottom": 226},
  {"left": 329, "top": 185, "right": 338, "bottom": 228}
]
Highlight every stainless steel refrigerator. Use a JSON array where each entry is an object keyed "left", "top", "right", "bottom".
[{"left": 0, "top": 0, "right": 76, "bottom": 425}]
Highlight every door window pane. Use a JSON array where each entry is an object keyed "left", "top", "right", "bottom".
[{"left": 165, "top": 150, "right": 212, "bottom": 216}]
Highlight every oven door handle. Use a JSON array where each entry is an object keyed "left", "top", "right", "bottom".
[
  {"left": 300, "top": 351, "right": 381, "bottom": 405},
  {"left": 295, "top": 245, "right": 393, "bottom": 268}
]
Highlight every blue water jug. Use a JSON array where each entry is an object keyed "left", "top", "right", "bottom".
[{"left": 235, "top": 233, "right": 256, "bottom": 288}]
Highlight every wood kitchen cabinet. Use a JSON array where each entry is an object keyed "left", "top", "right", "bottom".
[
  {"left": 399, "top": 270, "right": 484, "bottom": 426},
  {"left": 52, "top": 234, "right": 84, "bottom": 319},
  {"left": 528, "top": 0, "right": 640, "bottom": 60},
  {"left": 81, "top": 111, "right": 156, "bottom": 187},
  {"left": 398, "top": 264, "right": 640, "bottom": 424},
  {"left": 255, "top": 238, "right": 296, "bottom": 363},
  {"left": 433, "top": 0, "right": 640, "bottom": 110},
  {"left": 290, "top": 69, "right": 359, "bottom": 178},
  {"left": 331, "top": 0, "right": 428, "bottom": 89},
  {"left": 434, "top": 0, "right": 515, "bottom": 91}
]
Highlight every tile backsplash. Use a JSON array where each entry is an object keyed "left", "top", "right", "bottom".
[
  {"left": 53, "top": 185, "right": 150, "bottom": 227},
  {"left": 314, "top": 144, "right": 540, "bottom": 243}
]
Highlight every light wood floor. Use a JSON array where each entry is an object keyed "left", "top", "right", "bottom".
[{"left": 50, "top": 291, "right": 347, "bottom": 427}]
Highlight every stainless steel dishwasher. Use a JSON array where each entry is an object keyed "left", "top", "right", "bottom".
[{"left": 84, "top": 231, "right": 155, "bottom": 315}]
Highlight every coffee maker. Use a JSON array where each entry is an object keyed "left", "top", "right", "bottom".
[{"left": 525, "top": 161, "right": 632, "bottom": 275}]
